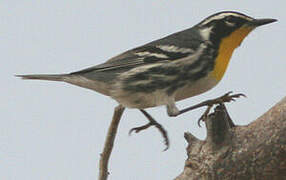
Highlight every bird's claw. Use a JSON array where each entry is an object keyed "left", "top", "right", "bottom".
[
  {"left": 129, "top": 123, "right": 152, "bottom": 135},
  {"left": 196, "top": 91, "right": 246, "bottom": 127},
  {"left": 197, "top": 105, "right": 212, "bottom": 127},
  {"left": 129, "top": 120, "right": 170, "bottom": 151},
  {"left": 219, "top": 91, "right": 246, "bottom": 103}
]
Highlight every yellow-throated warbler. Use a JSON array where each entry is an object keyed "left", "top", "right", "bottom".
[{"left": 17, "top": 11, "right": 276, "bottom": 122}]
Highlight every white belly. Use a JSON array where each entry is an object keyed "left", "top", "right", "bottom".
[
  {"left": 174, "top": 75, "right": 218, "bottom": 101},
  {"left": 111, "top": 75, "right": 219, "bottom": 109}
]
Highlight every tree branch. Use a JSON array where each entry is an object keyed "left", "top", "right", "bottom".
[
  {"left": 99, "top": 105, "right": 125, "bottom": 180},
  {"left": 176, "top": 97, "right": 286, "bottom": 180}
]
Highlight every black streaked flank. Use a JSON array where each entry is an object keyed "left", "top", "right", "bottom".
[
  {"left": 148, "top": 66, "right": 181, "bottom": 76},
  {"left": 124, "top": 79, "right": 172, "bottom": 93},
  {"left": 166, "top": 52, "right": 215, "bottom": 95},
  {"left": 123, "top": 46, "right": 216, "bottom": 95}
]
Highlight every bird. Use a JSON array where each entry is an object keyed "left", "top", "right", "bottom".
[{"left": 17, "top": 11, "right": 277, "bottom": 147}]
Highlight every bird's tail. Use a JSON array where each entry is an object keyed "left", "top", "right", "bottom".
[{"left": 15, "top": 74, "right": 68, "bottom": 81}]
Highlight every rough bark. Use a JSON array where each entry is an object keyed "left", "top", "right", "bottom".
[{"left": 175, "top": 97, "right": 286, "bottom": 180}]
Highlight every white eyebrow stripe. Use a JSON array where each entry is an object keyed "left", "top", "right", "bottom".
[
  {"left": 135, "top": 51, "right": 168, "bottom": 58},
  {"left": 157, "top": 45, "right": 195, "bottom": 53},
  {"left": 201, "top": 13, "right": 253, "bottom": 25}
]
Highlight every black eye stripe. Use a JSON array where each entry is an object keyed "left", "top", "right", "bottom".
[{"left": 225, "top": 16, "right": 233, "bottom": 21}]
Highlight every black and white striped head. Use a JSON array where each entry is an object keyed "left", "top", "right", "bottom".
[{"left": 197, "top": 11, "right": 277, "bottom": 45}]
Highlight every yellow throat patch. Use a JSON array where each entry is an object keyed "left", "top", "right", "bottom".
[{"left": 211, "top": 26, "right": 254, "bottom": 81}]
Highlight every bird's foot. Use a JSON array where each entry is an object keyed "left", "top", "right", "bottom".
[
  {"left": 129, "top": 110, "right": 169, "bottom": 151},
  {"left": 203, "top": 91, "right": 246, "bottom": 105},
  {"left": 196, "top": 91, "right": 246, "bottom": 126}
]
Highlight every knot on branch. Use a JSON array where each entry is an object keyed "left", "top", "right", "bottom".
[
  {"left": 182, "top": 104, "right": 234, "bottom": 177},
  {"left": 205, "top": 104, "right": 234, "bottom": 149},
  {"left": 186, "top": 104, "right": 234, "bottom": 155}
]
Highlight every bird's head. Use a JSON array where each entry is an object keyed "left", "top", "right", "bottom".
[{"left": 197, "top": 11, "right": 277, "bottom": 47}]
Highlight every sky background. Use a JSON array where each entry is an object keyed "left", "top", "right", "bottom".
[{"left": 1, "top": 1, "right": 286, "bottom": 180}]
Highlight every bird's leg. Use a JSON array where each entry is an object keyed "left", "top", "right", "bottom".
[
  {"left": 129, "top": 109, "right": 169, "bottom": 151},
  {"left": 178, "top": 91, "right": 245, "bottom": 116},
  {"left": 170, "top": 91, "right": 245, "bottom": 125}
]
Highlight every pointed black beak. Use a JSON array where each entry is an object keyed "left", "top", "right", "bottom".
[{"left": 248, "top": 18, "right": 277, "bottom": 27}]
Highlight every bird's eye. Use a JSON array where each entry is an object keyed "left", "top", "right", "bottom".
[
  {"left": 225, "top": 16, "right": 232, "bottom": 22},
  {"left": 224, "top": 17, "right": 235, "bottom": 26}
]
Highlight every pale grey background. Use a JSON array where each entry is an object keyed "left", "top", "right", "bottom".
[{"left": 1, "top": 1, "right": 286, "bottom": 180}]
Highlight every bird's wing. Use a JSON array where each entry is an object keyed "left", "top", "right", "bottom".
[
  {"left": 70, "top": 29, "right": 205, "bottom": 81},
  {"left": 71, "top": 45, "right": 197, "bottom": 75}
]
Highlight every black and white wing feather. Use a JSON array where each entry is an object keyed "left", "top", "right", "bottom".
[{"left": 70, "top": 28, "right": 204, "bottom": 82}]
